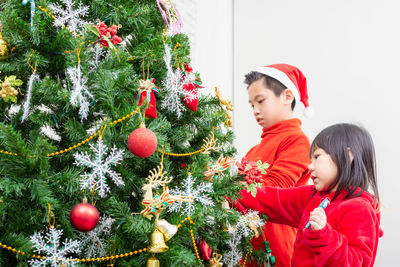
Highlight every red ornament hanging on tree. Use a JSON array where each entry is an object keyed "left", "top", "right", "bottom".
[
  {"left": 181, "top": 63, "right": 202, "bottom": 112},
  {"left": 183, "top": 83, "right": 198, "bottom": 112},
  {"left": 136, "top": 78, "right": 160, "bottom": 118},
  {"left": 70, "top": 198, "right": 99, "bottom": 232},
  {"left": 128, "top": 123, "right": 158, "bottom": 158},
  {"left": 198, "top": 239, "right": 212, "bottom": 260}
]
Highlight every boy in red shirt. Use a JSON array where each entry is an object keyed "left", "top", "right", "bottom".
[{"left": 236, "top": 64, "right": 312, "bottom": 266}]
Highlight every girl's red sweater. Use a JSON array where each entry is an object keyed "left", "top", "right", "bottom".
[{"left": 238, "top": 185, "right": 383, "bottom": 267}]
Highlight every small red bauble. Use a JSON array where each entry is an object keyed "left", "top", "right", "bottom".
[
  {"left": 70, "top": 201, "right": 99, "bottom": 232},
  {"left": 127, "top": 126, "right": 158, "bottom": 158},
  {"left": 198, "top": 239, "right": 212, "bottom": 260}
]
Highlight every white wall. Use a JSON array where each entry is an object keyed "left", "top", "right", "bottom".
[
  {"left": 233, "top": 0, "right": 400, "bottom": 266},
  {"left": 175, "top": 0, "right": 233, "bottom": 99}
]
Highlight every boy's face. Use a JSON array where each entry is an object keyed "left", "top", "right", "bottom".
[{"left": 248, "top": 79, "right": 292, "bottom": 128}]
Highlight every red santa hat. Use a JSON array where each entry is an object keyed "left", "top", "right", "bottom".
[{"left": 255, "top": 64, "right": 314, "bottom": 117}]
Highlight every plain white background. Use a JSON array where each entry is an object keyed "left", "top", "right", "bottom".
[{"left": 177, "top": 0, "right": 400, "bottom": 265}]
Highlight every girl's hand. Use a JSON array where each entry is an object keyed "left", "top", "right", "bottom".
[{"left": 308, "top": 207, "right": 327, "bottom": 230}]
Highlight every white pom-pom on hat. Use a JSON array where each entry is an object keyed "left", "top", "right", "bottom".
[
  {"left": 255, "top": 64, "right": 313, "bottom": 117},
  {"left": 303, "top": 106, "right": 314, "bottom": 118}
]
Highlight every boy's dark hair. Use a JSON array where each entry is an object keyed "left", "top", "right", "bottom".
[
  {"left": 310, "top": 123, "right": 380, "bottom": 207},
  {"left": 244, "top": 71, "right": 296, "bottom": 110}
]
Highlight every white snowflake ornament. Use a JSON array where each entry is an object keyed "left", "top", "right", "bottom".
[
  {"left": 223, "top": 210, "right": 264, "bottom": 267},
  {"left": 79, "top": 216, "right": 114, "bottom": 258},
  {"left": 67, "top": 61, "right": 94, "bottom": 121},
  {"left": 36, "top": 104, "right": 54, "bottom": 114},
  {"left": 49, "top": 0, "right": 89, "bottom": 36},
  {"left": 7, "top": 104, "right": 21, "bottom": 118},
  {"left": 224, "top": 231, "right": 242, "bottom": 267},
  {"left": 73, "top": 139, "right": 125, "bottom": 198},
  {"left": 88, "top": 44, "right": 106, "bottom": 73},
  {"left": 160, "top": 43, "right": 196, "bottom": 118},
  {"left": 168, "top": 174, "right": 214, "bottom": 216},
  {"left": 29, "top": 227, "right": 81, "bottom": 267},
  {"left": 21, "top": 72, "right": 39, "bottom": 122},
  {"left": 235, "top": 210, "right": 264, "bottom": 238},
  {"left": 86, "top": 118, "right": 104, "bottom": 135},
  {"left": 40, "top": 123, "right": 61, "bottom": 142}
]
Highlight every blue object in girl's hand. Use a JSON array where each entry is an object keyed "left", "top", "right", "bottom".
[{"left": 304, "top": 198, "right": 330, "bottom": 229}]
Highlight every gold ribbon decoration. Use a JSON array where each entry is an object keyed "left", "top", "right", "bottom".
[{"left": 209, "top": 252, "right": 223, "bottom": 267}]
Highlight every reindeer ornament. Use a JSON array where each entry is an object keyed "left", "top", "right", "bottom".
[
  {"left": 141, "top": 164, "right": 193, "bottom": 220},
  {"left": 141, "top": 164, "right": 194, "bottom": 259}
]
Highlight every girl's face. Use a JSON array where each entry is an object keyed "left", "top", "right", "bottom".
[
  {"left": 308, "top": 148, "right": 338, "bottom": 192},
  {"left": 248, "top": 79, "right": 292, "bottom": 128}
]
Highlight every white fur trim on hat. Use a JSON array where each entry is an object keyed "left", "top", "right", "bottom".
[{"left": 255, "top": 66, "right": 300, "bottom": 101}]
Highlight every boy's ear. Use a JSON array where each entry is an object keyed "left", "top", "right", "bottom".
[{"left": 281, "top": 89, "right": 294, "bottom": 105}]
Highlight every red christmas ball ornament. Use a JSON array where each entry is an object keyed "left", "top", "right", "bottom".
[
  {"left": 128, "top": 124, "right": 158, "bottom": 158},
  {"left": 70, "top": 198, "right": 99, "bottom": 232},
  {"left": 180, "top": 163, "right": 187, "bottom": 169},
  {"left": 198, "top": 239, "right": 212, "bottom": 260}
]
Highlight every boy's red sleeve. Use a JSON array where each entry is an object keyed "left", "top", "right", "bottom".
[
  {"left": 238, "top": 185, "right": 314, "bottom": 228},
  {"left": 302, "top": 198, "right": 381, "bottom": 267},
  {"left": 262, "top": 135, "right": 310, "bottom": 188}
]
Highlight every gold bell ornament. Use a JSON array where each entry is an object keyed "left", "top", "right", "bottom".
[
  {"left": 0, "top": 27, "right": 11, "bottom": 58},
  {"left": 155, "top": 219, "right": 178, "bottom": 241},
  {"left": 146, "top": 255, "right": 160, "bottom": 267},
  {"left": 148, "top": 229, "right": 169, "bottom": 253}
]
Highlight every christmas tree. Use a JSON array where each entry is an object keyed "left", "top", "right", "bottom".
[{"left": 0, "top": 0, "right": 261, "bottom": 266}]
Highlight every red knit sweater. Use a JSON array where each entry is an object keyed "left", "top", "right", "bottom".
[
  {"left": 238, "top": 185, "right": 383, "bottom": 267},
  {"left": 240, "top": 118, "right": 310, "bottom": 267}
]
